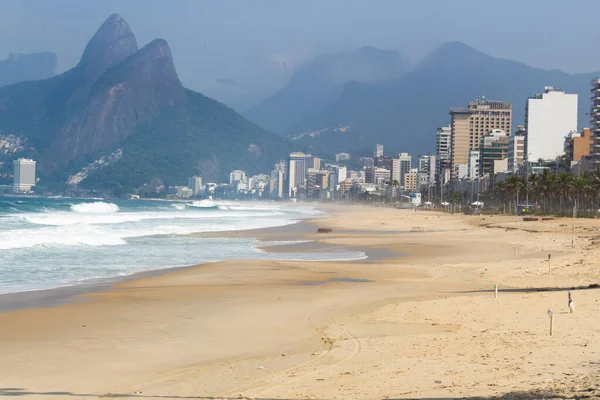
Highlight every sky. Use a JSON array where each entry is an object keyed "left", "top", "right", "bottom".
[{"left": 1, "top": 0, "right": 600, "bottom": 111}]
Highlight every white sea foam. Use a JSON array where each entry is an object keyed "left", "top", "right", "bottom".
[
  {"left": 0, "top": 199, "right": 337, "bottom": 294},
  {"left": 70, "top": 201, "right": 120, "bottom": 213},
  {"left": 190, "top": 199, "right": 219, "bottom": 208}
]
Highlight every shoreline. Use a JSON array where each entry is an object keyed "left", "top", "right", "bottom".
[
  {"left": 0, "top": 213, "right": 393, "bottom": 313},
  {"left": 1, "top": 205, "right": 599, "bottom": 399}
]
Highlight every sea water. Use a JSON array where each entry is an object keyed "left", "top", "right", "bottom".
[{"left": 0, "top": 197, "right": 365, "bottom": 294}]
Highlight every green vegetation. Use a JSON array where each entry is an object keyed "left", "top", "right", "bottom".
[
  {"left": 81, "top": 90, "right": 289, "bottom": 193},
  {"left": 484, "top": 169, "right": 600, "bottom": 217}
]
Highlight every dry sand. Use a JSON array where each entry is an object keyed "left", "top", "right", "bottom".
[{"left": 0, "top": 204, "right": 599, "bottom": 399}]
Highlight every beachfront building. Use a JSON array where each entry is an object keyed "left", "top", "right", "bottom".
[
  {"left": 468, "top": 150, "right": 480, "bottom": 179},
  {"left": 187, "top": 176, "right": 203, "bottom": 195},
  {"left": 508, "top": 126, "right": 526, "bottom": 174},
  {"left": 375, "top": 144, "right": 384, "bottom": 158},
  {"left": 525, "top": 87, "right": 578, "bottom": 162},
  {"left": 418, "top": 154, "right": 436, "bottom": 185},
  {"left": 403, "top": 168, "right": 418, "bottom": 192},
  {"left": 564, "top": 128, "right": 592, "bottom": 164},
  {"left": 449, "top": 99, "right": 512, "bottom": 178},
  {"left": 229, "top": 170, "right": 246, "bottom": 185},
  {"left": 13, "top": 158, "right": 36, "bottom": 193},
  {"left": 591, "top": 79, "right": 600, "bottom": 169},
  {"left": 398, "top": 153, "right": 412, "bottom": 188},
  {"left": 436, "top": 125, "right": 452, "bottom": 186},
  {"left": 391, "top": 158, "right": 401, "bottom": 184},
  {"left": 479, "top": 130, "right": 509, "bottom": 176},
  {"left": 287, "top": 152, "right": 307, "bottom": 198}
]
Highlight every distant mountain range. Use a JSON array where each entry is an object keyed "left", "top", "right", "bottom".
[
  {"left": 0, "top": 52, "right": 57, "bottom": 87},
  {"left": 245, "top": 46, "right": 409, "bottom": 135},
  {"left": 0, "top": 14, "right": 288, "bottom": 194},
  {"left": 247, "top": 41, "right": 600, "bottom": 159}
]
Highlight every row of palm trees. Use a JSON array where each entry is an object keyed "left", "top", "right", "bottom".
[{"left": 484, "top": 169, "right": 600, "bottom": 216}]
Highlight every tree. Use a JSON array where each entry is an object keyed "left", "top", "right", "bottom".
[
  {"left": 556, "top": 171, "right": 574, "bottom": 213},
  {"left": 505, "top": 175, "right": 526, "bottom": 215}
]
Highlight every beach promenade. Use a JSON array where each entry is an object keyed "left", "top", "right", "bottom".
[{"left": 0, "top": 205, "right": 599, "bottom": 399}]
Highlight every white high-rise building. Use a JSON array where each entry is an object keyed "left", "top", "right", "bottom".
[
  {"left": 229, "top": 170, "right": 246, "bottom": 184},
  {"left": 525, "top": 87, "right": 578, "bottom": 162},
  {"left": 391, "top": 158, "right": 401, "bottom": 184},
  {"left": 590, "top": 79, "right": 600, "bottom": 170},
  {"left": 337, "top": 166, "right": 347, "bottom": 183},
  {"left": 13, "top": 158, "right": 36, "bottom": 193},
  {"left": 375, "top": 144, "right": 384, "bottom": 158},
  {"left": 468, "top": 150, "right": 480, "bottom": 179},
  {"left": 187, "top": 176, "right": 203, "bottom": 195},
  {"left": 287, "top": 152, "right": 307, "bottom": 198}
]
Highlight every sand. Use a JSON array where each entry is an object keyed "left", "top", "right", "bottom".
[{"left": 0, "top": 204, "right": 599, "bottom": 399}]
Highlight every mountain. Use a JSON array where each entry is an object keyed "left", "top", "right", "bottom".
[
  {"left": 0, "top": 14, "right": 288, "bottom": 193},
  {"left": 286, "top": 42, "right": 600, "bottom": 158},
  {"left": 245, "top": 46, "right": 409, "bottom": 135},
  {"left": 0, "top": 52, "right": 57, "bottom": 87}
]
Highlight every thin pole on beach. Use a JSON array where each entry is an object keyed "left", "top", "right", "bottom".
[
  {"left": 494, "top": 283, "right": 498, "bottom": 298},
  {"left": 572, "top": 202, "right": 576, "bottom": 249},
  {"left": 547, "top": 308, "right": 554, "bottom": 335},
  {"left": 548, "top": 254, "right": 551, "bottom": 276}
]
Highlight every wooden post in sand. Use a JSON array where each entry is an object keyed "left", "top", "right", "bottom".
[
  {"left": 547, "top": 308, "right": 554, "bottom": 336},
  {"left": 548, "top": 254, "right": 551, "bottom": 276},
  {"left": 494, "top": 283, "right": 498, "bottom": 298}
]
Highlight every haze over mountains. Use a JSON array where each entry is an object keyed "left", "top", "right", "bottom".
[
  {"left": 0, "top": 14, "right": 287, "bottom": 193},
  {"left": 245, "top": 46, "right": 409, "bottom": 134},
  {"left": 0, "top": 52, "right": 57, "bottom": 87},
  {"left": 246, "top": 41, "right": 599, "bottom": 159}
]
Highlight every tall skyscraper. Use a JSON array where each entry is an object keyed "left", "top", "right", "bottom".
[
  {"left": 591, "top": 79, "right": 600, "bottom": 169},
  {"left": 525, "top": 87, "right": 578, "bottom": 162},
  {"left": 287, "top": 152, "right": 307, "bottom": 198},
  {"left": 398, "top": 153, "right": 412, "bottom": 188},
  {"left": 449, "top": 99, "right": 512, "bottom": 178},
  {"left": 375, "top": 144, "right": 384, "bottom": 158},
  {"left": 187, "top": 176, "right": 203, "bottom": 195},
  {"left": 13, "top": 158, "right": 36, "bottom": 193},
  {"left": 436, "top": 125, "right": 452, "bottom": 185}
]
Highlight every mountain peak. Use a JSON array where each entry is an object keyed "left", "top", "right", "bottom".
[
  {"left": 417, "top": 41, "right": 491, "bottom": 71},
  {"left": 78, "top": 14, "right": 138, "bottom": 77}
]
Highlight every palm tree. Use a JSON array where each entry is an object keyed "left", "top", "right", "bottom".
[
  {"left": 528, "top": 173, "right": 541, "bottom": 210},
  {"left": 538, "top": 169, "right": 555, "bottom": 213},
  {"left": 556, "top": 171, "right": 574, "bottom": 213},
  {"left": 506, "top": 175, "right": 526, "bottom": 215},
  {"left": 572, "top": 175, "right": 589, "bottom": 211}
]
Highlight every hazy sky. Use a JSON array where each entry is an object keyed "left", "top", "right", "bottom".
[{"left": 1, "top": 0, "right": 599, "bottom": 110}]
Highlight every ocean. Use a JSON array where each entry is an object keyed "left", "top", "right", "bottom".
[{"left": 0, "top": 197, "right": 365, "bottom": 295}]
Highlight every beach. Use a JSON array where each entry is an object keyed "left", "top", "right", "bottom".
[{"left": 1, "top": 204, "right": 599, "bottom": 399}]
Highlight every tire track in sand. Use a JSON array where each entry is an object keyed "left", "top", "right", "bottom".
[
  {"left": 240, "top": 321, "right": 361, "bottom": 399},
  {"left": 217, "top": 308, "right": 338, "bottom": 398}
]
